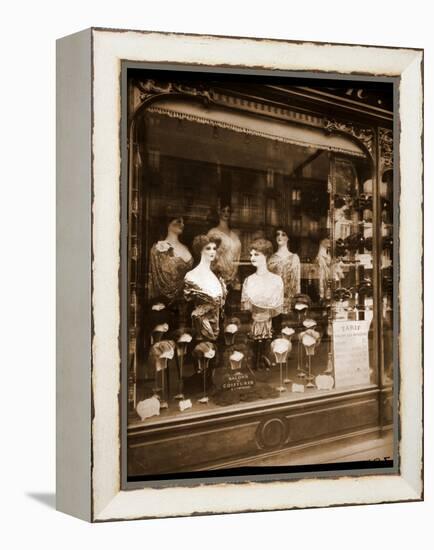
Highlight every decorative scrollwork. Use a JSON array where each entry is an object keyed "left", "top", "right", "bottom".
[
  {"left": 379, "top": 127, "right": 393, "bottom": 172},
  {"left": 135, "top": 79, "right": 214, "bottom": 105},
  {"left": 256, "top": 416, "right": 289, "bottom": 449},
  {"left": 324, "top": 118, "right": 375, "bottom": 157}
]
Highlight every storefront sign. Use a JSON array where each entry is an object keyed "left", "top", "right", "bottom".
[
  {"left": 215, "top": 368, "right": 256, "bottom": 392},
  {"left": 332, "top": 320, "right": 371, "bottom": 388}
]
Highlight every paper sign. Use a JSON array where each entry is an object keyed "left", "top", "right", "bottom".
[
  {"left": 292, "top": 383, "right": 305, "bottom": 393},
  {"left": 357, "top": 253, "right": 373, "bottom": 270},
  {"left": 332, "top": 320, "right": 371, "bottom": 388}
]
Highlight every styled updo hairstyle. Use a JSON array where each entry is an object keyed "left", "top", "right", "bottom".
[
  {"left": 273, "top": 226, "right": 291, "bottom": 240},
  {"left": 218, "top": 200, "right": 231, "bottom": 215},
  {"left": 192, "top": 234, "right": 219, "bottom": 260},
  {"left": 207, "top": 197, "right": 232, "bottom": 228},
  {"left": 249, "top": 238, "right": 274, "bottom": 259},
  {"left": 334, "top": 195, "right": 346, "bottom": 209},
  {"left": 159, "top": 204, "right": 185, "bottom": 239}
]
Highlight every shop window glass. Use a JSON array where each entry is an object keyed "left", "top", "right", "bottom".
[{"left": 128, "top": 105, "right": 380, "bottom": 425}]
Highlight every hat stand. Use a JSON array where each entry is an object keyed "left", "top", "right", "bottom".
[
  {"left": 153, "top": 357, "right": 169, "bottom": 409},
  {"left": 174, "top": 341, "right": 188, "bottom": 400},
  {"left": 271, "top": 340, "right": 290, "bottom": 393},
  {"left": 305, "top": 347, "right": 315, "bottom": 389},
  {"left": 296, "top": 308, "right": 308, "bottom": 379},
  {"left": 198, "top": 356, "right": 211, "bottom": 404},
  {"left": 324, "top": 320, "right": 334, "bottom": 375},
  {"left": 284, "top": 351, "right": 292, "bottom": 385},
  {"left": 281, "top": 329, "right": 294, "bottom": 385}
]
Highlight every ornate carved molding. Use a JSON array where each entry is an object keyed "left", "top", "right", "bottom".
[
  {"left": 379, "top": 127, "right": 393, "bottom": 172},
  {"left": 132, "top": 79, "right": 327, "bottom": 129},
  {"left": 134, "top": 79, "right": 213, "bottom": 107},
  {"left": 324, "top": 118, "right": 375, "bottom": 157},
  {"left": 256, "top": 416, "right": 289, "bottom": 449},
  {"left": 131, "top": 81, "right": 376, "bottom": 160}
]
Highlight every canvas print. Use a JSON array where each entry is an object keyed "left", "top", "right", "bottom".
[{"left": 124, "top": 68, "right": 395, "bottom": 481}]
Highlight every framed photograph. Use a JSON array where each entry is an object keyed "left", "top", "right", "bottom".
[{"left": 56, "top": 28, "right": 423, "bottom": 522}]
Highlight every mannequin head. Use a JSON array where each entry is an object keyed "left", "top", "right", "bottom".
[
  {"left": 192, "top": 235, "right": 218, "bottom": 263},
  {"left": 218, "top": 202, "right": 231, "bottom": 224},
  {"left": 249, "top": 238, "right": 273, "bottom": 269},
  {"left": 167, "top": 216, "right": 185, "bottom": 236},
  {"left": 334, "top": 195, "right": 346, "bottom": 209},
  {"left": 319, "top": 237, "right": 331, "bottom": 250},
  {"left": 163, "top": 205, "right": 185, "bottom": 238},
  {"left": 202, "top": 241, "right": 217, "bottom": 263},
  {"left": 274, "top": 226, "right": 290, "bottom": 249}
]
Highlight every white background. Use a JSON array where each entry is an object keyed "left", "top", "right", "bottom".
[{"left": 1, "top": 0, "right": 431, "bottom": 547}]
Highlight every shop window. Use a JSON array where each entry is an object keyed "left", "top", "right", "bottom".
[
  {"left": 292, "top": 188, "right": 301, "bottom": 203},
  {"left": 266, "top": 169, "right": 275, "bottom": 189},
  {"left": 128, "top": 102, "right": 382, "bottom": 427},
  {"left": 148, "top": 148, "right": 160, "bottom": 171}
]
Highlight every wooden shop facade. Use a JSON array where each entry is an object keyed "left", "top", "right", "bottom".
[{"left": 124, "top": 69, "right": 395, "bottom": 479}]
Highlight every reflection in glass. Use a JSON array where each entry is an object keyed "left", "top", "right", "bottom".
[{"left": 128, "top": 101, "right": 382, "bottom": 423}]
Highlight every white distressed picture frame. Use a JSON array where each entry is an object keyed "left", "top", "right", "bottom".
[{"left": 56, "top": 28, "right": 423, "bottom": 522}]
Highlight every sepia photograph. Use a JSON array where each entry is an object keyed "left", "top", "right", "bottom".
[{"left": 123, "top": 67, "right": 397, "bottom": 481}]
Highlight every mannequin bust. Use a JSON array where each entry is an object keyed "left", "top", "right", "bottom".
[
  {"left": 333, "top": 195, "right": 352, "bottom": 241},
  {"left": 268, "top": 226, "right": 301, "bottom": 314},
  {"left": 149, "top": 214, "right": 193, "bottom": 302},
  {"left": 184, "top": 235, "right": 226, "bottom": 341},
  {"left": 241, "top": 239, "right": 284, "bottom": 340},
  {"left": 316, "top": 237, "right": 332, "bottom": 299},
  {"left": 207, "top": 203, "right": 241, "bottom": 286}
]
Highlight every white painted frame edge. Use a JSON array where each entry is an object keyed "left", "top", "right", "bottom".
[{"left": 56, "top": 28, "right": 93, "bottom": 522}]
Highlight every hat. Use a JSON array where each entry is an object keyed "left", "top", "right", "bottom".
[
  {"left": 293, "top": 294, "right": 311, "bottom": 310},
  {"left": 333, "top": 288, "right": 352, "bottom": 301}
]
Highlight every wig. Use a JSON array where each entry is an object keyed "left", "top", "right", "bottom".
[
  {"left": 191, "top": 234, "right": 219, "bottom": 258},
  {"left": 273, "top": 226, "right": 291, "bottom": 241},
  {"left": 164, "top": 204, "right": 184, "bottom": 228},
  {"left": 249, "top": 238, "right": 274, "bottom": 259}
]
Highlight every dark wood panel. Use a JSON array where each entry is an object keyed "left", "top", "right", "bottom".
[
  {"left": 129, "top": 423, "right": 258, "bottom": 474},
  {"left": 128, "top": 388, "right": 381, "bottom": 476},
  {"left": 381, "top": 386, "right": 394, "bottom": 425},
  {"left": 287, "top": 398, "right": 378, "bottom": 443}
]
